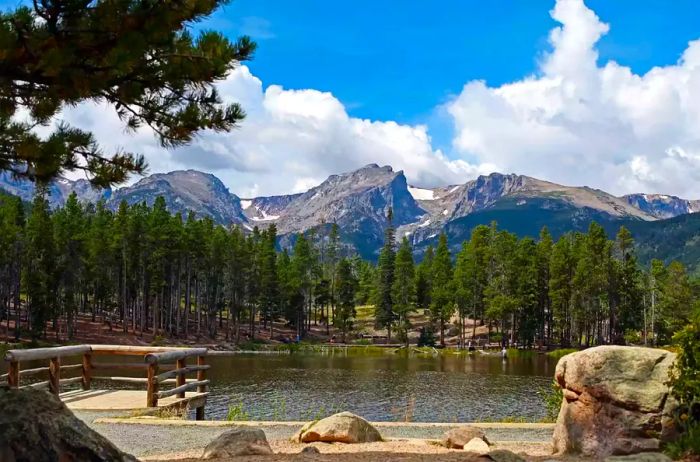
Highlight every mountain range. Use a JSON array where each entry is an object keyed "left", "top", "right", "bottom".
[{"left": 2, "top": 165, "right": 700, "bottom": 268}]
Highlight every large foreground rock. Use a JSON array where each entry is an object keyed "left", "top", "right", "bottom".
[
  {"left": 0, "top": 387, "right": 136, "bottom": 462},
  {"left": 293, "top": 412, "right": 382, "bottom": 444},
  {"left": 201, "top": 428, "right": 273, "bottom": 459},
  {"left": 553, "top": 346, "right": 677, "bottom": 458}
]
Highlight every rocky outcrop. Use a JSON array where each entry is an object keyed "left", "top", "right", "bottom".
[
  {"left": 442, "top": 426, "right": 490, "bottom": 449},
  {"left": 201, "top": 428, "right": 273, "bottom": 459},
  {"left": 110, "top": 170, "right": 248, "bottom": 225},
  {"left": 553, "top": 346, "right": 677, "bottom": 458},
  {"left": 0, "top": 388, "right": 136, "bottom": 462},
  {"left": 293, "top": 412, "right": 383, "bottom": 444}
]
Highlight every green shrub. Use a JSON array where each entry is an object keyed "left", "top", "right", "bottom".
[
  {"left": 624, "top": 329, "right": 641, "bottom": 345},
  {"left": 540, "top": 380, "right": 563, "bottom": 423},
  {"left": 417, "top": 326, "right": 436, "bottom": 347},
  {"left": 665, "top": 319, "right": 700, "bottom": 458},
  {"left": 226, "top": 402, "right": 250, "bottom": 421}
]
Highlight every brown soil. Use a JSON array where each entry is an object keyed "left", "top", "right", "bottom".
[{"left": 144, "top": 439, "right": 587, "bottom": 462}]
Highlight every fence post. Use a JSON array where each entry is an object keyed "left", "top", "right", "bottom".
[
  {"left": 196, "top": 355, "right": 207, "bottom": 420},
  {"left": 176, "top": 358, "right": 186, "bottom": 398},
  {"left": 147, "top": 362, "right": 159, "bottom": 407},
  {"left": 8, "top": 361, "right": 19, "bottom": 388},
  {"left": 49, "top": 357, "right": 60, "bottom": 395},
  {"left": 81, "top": 352, "right": 92, "bottom": 390}
]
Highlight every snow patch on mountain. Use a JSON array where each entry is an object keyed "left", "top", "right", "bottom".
[{"left": 408, "top": 186, "right": 436, "bottom": 201}]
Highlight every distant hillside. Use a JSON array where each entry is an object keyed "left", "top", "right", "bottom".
[{"left": 624, "top": 213, "right": 700, "bottom": 273}]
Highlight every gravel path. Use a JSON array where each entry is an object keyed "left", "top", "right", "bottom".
[{"left": 76, "top": 412, "right": 553, "bottom": 459}]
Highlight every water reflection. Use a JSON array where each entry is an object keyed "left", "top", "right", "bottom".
[{"left": 204, "top": 352, "right": 554, "bottom": 422}]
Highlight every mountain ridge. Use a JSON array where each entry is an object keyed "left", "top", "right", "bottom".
[{"left": 2, "top": 165, "right": 698, "bottom": 260}]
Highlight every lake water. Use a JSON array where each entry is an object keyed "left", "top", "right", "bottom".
[
  {"left": 18, "top": 349, "right": 556, "bottom": 422},
  {"left": 202, "top": 351, "right": 556, "bottom": 422}
]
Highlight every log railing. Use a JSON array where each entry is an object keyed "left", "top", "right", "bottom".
[
  {"left": 143, "top": 348, "right": 209, "bottom": 420},
  {"left": 2, "top": 345, "right": 209, "bottom": 419}
]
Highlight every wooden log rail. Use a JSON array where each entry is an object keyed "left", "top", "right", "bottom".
[
  {"left": 3, "top": 345, "right": 209, "bottom": 419},
  {"left": 143, "top": 347, "right": 209, "bottom": 419}
]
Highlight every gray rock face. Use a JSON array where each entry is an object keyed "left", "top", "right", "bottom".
[
  {"left": 623, "top": 193, "right": 700, "bottom": 219},
  {"left": 0, "top": 171, "right": 110, "bottom": 208},
  {"left": 109, "top": 170, "right": 247, "bottom": 225},
  {"left": 241, "top": 193, "right": 301, "bottom": 222},
  {"left": 553, "top": 346, "right": 677, "bottom": 458},
  {"left": 0, "top": 388, "right": 137, "bottom": 462},
  {"left": 201, "top": 428, "right": 273, "bottom": 459}
]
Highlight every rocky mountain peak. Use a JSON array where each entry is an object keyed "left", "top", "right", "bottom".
[{"left": 623, "top": 193, "right": 700, "bottom": 219}]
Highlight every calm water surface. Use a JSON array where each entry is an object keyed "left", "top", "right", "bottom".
[{"left": 202, "top": 352, "right": 555, "bottom": 422}]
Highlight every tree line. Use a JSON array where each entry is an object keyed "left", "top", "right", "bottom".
[
  {"left": 0, "top": 192, "right": 696, "bottom": 348},
  {"left": 371, "top": 211, "right": 697, "bottom": 348}
]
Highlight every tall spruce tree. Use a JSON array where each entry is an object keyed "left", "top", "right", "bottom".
[
  {"left": 392, "top": 237, "right": 416, "bottom": 347},
  {"left": 375, "top": 208, "right": 396, "bottom": 341},
  {"left": 24, "top": 189, "right": 56, "bottom": 339},
  {"left": 430, "top": 233, "right": 453, "bottom": 346},
  {"left": 334, "top": 258, "right": 356, "bottom": 343}
]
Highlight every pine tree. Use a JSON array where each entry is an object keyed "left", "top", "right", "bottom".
[
  {"left": 535, "top": 227, "right": 553, "bottom": 346},
  {"left": 259, "top": 225, "right": 280, "bottom": 338},
  {"left": 0, "top": 193, "right": 24, "bottom": 340},
  {"left": 24, "top": 189, "right": 56, "bottom": 339},
  {"left": 291, "top": 234, "right": 314, "bottom": 339},
  {"left": 415, "top": 245, "right": 433, "bottom": 310},
  {"left": 375, "top": 208, "right": 396, "bottom": 341},
  {"left": 334, "top": 258, "right": 357, "bottom": 343},
  {"left": 549, "top": 234, "right": 575, "bottom": 346},
  {"left": 392, "top": 237, "right": 416, "bottom": 347},
  {"left": 430, "top": 233, "right": 453, "bottom": 346},
  {"left": 1, "top": 1, "right": 256, "bottom": 185},
  {"left": 53, "top": 192, "right": 86, "bottom": 338},
  {"left": 615, "top": 226, "right": 643, "bottom": 343}
]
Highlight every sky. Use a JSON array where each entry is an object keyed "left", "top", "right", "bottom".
[{"left": 10, "top": 0, "right": 700, "bottom": 198}]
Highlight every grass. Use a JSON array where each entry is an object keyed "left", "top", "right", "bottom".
[
  {"left": 506, "top": 348, "right": 535, "bottom": 359},
  {"left": 546, "top": 348, "right": 579, "bottom": 361}
]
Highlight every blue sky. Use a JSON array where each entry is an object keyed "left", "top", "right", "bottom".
[{"left": 209, "top": 0, "right": 700, "bottom": 124}]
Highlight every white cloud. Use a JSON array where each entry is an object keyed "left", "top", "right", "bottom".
[
  {"left": 58, "top": 66, "right": 485, "bottom": 197},
  {"left": 447, "top": 0, "right": 700, "bottom": 198}
]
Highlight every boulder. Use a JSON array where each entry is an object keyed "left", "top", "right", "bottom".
[
  {"left": 442, "top": 426, "right": 490, "bottom": 449},
  {"left": 552, "top": 346, "right": 677, "bottom": 458},
  {"left": 300, "top": 446, "right": 321, "bottom": 454},
  {"left": 201, "top": 428, "right": 273, "bottom": 459},
  {"left": 463, "top": 437, "right": 490, "bottom": 455},
  {"left": 292, "top": 412, "right": 382, "bottom": 444},
  {"left": 0, "top": 387, "right": 137, "bottom": 462}
]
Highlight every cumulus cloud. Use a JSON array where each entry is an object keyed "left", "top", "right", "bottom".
[
  {"left": 447, "top": 0, "right": 700, "bottom": 198},
  {"left": 58, "top": 66, "right": 486, "bottom": 197}
]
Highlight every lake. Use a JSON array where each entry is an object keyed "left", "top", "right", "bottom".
[{"left": 202, "top": 350, "right": 556, "bottom": 422}]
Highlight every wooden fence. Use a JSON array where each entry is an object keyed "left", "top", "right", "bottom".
[{"left": 2, "top": 345, "right": 209, "bottom": 418}]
